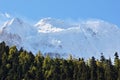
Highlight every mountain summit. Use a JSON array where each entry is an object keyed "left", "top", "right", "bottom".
[
  {"left": 0, "top": 17, "right": 120, "bottom": 58},
  {"left": 2, "top": 18, "right": 37, "bottom": 37}
]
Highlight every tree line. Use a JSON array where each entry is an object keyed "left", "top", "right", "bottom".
[{"left": 0, "top": 41, "right": 120, "bottom": 80}]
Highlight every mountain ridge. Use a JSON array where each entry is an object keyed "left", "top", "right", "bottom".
[{"left": 0, "top": 17, "right": 120, "bottom": 58}]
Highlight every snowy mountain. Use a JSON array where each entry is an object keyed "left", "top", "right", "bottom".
[
  {"left": 2, "top": 18, "right": 37, "bottom": 37},
  {"left": 0, "top": 17, "right": 120, "bottom": 59}
]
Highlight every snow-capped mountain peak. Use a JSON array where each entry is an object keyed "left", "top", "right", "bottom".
[
  {"left": 0, "top": 17, "right": 120, "bottom": 59},
  {"left": 10, "top": 18, "right": 23, "bottom": 25},
  {"left": 35, "top": 18, "right": 65, "bottom": 33},
  {"left": 35, "top": 18, "right": 79, "bottom": 33},
  {"left": 2, "top": 18, "right": 23, "bottom": 27},
  {"left": 35, "top": 17, "right": 65, "bottom": 27},
  {"left": 1, "top": 18, "right": 37, "bottom": 37}
]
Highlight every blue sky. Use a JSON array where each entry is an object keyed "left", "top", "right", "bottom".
[{"left": 0, "top": 0, "right": 120, "bottom": 26}]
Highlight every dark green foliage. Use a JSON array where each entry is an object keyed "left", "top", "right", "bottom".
[
  {"left": 0, "top": 42, "right": 120, "bottom": 80},
  {"left": 90, "top": 56, "right": 97, "bottom": 80}
]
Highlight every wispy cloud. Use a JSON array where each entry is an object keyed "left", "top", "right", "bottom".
[
  {"left": 4, "top": 13, "right": 11, "bottom": 18},
  {"left": 0, "top": 12, "right": 11, "bottom": 19},
  {"left": 0, "top": 12, "right": 11, "bottom": 28}
]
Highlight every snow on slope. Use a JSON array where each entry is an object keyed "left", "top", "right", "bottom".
[
  {"left": 0, "top": 18, "right": 38, "bottom": 49},
  {"left": 0, "top": 17, "right": 120, "bottom": 59},
  {"left": 35, "top": 17, "right": 78, "bottom": 33},
  {"left": 2, "top": 18, "right": 37, "bottom": 37}
]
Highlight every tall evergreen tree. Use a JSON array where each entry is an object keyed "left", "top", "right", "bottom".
[{"left": 90, "top": 56, "right": 97, "bottom": 80}]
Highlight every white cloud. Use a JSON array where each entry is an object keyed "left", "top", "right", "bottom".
[
  {"left": 5, "top": 13, "right": 11, "bottom": 18},
  {"left": 0, "top": 12, "right": 11, "bottom": 29},
  {"left": 0, "top": 12, "right": 11, "bottom": 19}
]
